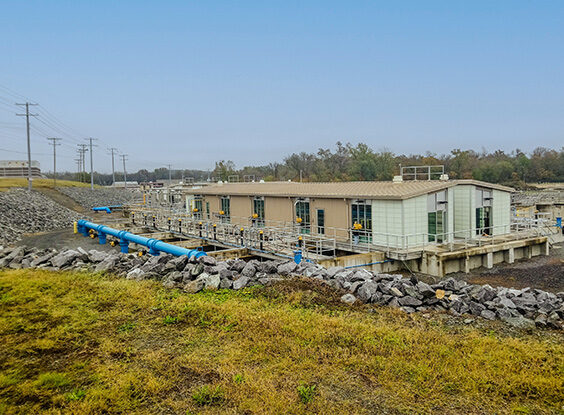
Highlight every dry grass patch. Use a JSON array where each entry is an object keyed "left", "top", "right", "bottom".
[
  {"left": 0, "top": 269, "right": 563, "bottom": 414},
  {"left": 0, "top": 178, "right": 97, "bottom": 191}
]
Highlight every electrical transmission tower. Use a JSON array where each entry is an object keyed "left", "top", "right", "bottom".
[
  {"left": 15, "top": 102, "right": 38, "bottom": 191},
  {"left": 85, "top": 137, "right": 98, "bottom": 190},
  {"left": 46, "top": 138, "right": 62, "bottom": 187},
  {"left": 108, "top": 147, "right": 118, "bottom": 186},
  {"left": 120, "top": 154, "right": 128, "bottom": 188}
]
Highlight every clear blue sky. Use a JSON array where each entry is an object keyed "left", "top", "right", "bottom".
[{"left": 0, "top": 1, "right": 563, "bottom": 174}]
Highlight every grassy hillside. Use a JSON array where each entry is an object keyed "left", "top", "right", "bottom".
[
  {"left": 0, "top": 269, "right": 563, "bottom": 414},
  {"left": 0, "top": 178, "right": 96, "bottom": 191}
]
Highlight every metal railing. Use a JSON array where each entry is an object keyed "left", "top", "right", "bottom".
[{"left": 124, "top": 205, "right": 554, "bottom": 259}]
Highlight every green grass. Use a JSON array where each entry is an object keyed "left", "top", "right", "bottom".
[
  {"left": 0, "top": 269, "right": 563, "bottom": 414},
  {"left": 0, "top": 178, "right": 98, "bottom": 191}
]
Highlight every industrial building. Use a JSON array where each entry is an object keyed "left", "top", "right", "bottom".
[
  {"left": 183, "top": 178, "right": 513, "bottom": 250},
  {"left": 124, "top": 175, "right": 559, "bottom": 277},
  {"left": 0, "top": 160, "right": 41, "bottom": 178}
]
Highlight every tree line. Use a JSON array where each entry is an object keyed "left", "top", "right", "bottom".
[{"left": 51, "top": 143, "right": 564, "bottom": 187}]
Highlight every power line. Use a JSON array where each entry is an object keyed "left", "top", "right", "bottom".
[
  {"left": 47, "top": 138, "right": 62, "bottom": 187},
  {"left": 15, "top": 102, "right": 38, "bottom": 191}
]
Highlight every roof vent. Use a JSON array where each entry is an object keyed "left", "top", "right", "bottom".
[
  {"left": 439, "top": 174, "right": 449, "bottom": 181},
  {"left": 393, "top": 175, "right": 403, "bottom": 183}
]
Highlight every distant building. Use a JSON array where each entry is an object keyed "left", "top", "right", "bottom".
[
  {"left": 0, "top": 160, "right": 42, "bottom": 178},
  {"left": 112, "top": 181, "right": 139, "bottom": 188}
]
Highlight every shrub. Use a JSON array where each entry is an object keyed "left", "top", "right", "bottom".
[
  {"left": 192, "top": 384, "right": 225, "bottom": 406},
  {"left": 297, "top": 383, "right": 316, "bottom": 404}
]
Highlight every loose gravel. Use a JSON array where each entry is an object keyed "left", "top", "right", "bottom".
[
  {"left": 57, "top": 187, "right": 139, "bottom": 209},
  {"left": 0, "top": 188, "right": 84, "bottom": 246}
]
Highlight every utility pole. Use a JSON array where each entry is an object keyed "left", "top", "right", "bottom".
[
  {"left": 15, "top": 102, "right": 38, "bottom": 191},
  {"left": 85, "top": 138, "right": 98, "bottom": 190},
  {"left": 77, "top": 144, "right": 88, "bottom": 182},
  {"left": 120, "top": 154, "right": 128, "bottom": 188},
  {"left": 47, "top": 138, "right": 62, "bottom": 187},
  {"left": 108, "top": 147, "right": 118, "bottom": 186},
  {"left": 74, "top": 157, "right": 81, "bottom": 180}
]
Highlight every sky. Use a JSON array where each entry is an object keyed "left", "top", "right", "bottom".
[{"left": 0, "top": 1, "right": 563, "bottom": 174}]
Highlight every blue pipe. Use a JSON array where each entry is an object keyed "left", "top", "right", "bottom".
[
  {"left": 77, "top": 219, "right": 206, "bottom": 259},
  {"left": 92, "top": 207, "right": 112, "bottom": 214}
]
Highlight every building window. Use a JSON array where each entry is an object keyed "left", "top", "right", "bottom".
[
  {"left": 295, "top": 199, "right": 310, "bottom": 234},
  {"left": 206, "top": 202, "right": 210, "bottom": 220},
  {"left": 427, "top": 191, "right": 447, "bottom": 242},
  {"left": 351, "top": 200, "right": 372, "bottom": 243},
  {"left": 193, "top": 196, "right": 203, "bottom": 220},
  {"left": 220, "top": 196, "right": 230, "bottom": 223},
  {"left": 317, "top": 209, "right": 325, "bottom": 234},
  {"left": 475, "top": 188, "right": 493, "bottom": 235},
  {"left": 252, "top": 197, "right": 265, "bottom": 227}
]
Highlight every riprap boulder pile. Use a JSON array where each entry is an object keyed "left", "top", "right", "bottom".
[
  {"left": 58, "top": 187, "right": 138, "bottom": 209},
  {"left": 0, "top": 189, "right": 83, "bottom": 246},
  {"left": 1, "top": 246, "right": 562, "bottom": 330}
]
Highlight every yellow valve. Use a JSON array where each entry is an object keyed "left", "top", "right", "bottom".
[
  {"left": 193, "top": 208, "right": 199, "bottom": 212},
  {"left": 178, "top": 219, "right": 182, "bottom": 222},
  {"left": 73, "top": 221, "right": 78, "bottom": 234},
  {"left": 199, "top": 222, "right": 202, "bottom": 225},
  {"left": 353, "top": 222, "right": 363, "bottom": 230},
  {"left": 110, "top": 241, "right": 115, "bottom": 246},
  {"left": 298, "top": 236, "right": 303, "bottom": 240},
  {"left": 259, "top": 230, "right": 263, "bottom": 234},
  {"left": 138, "top": 251, "right": 143, "bottom": 257},
  {"left": 219, "top": 210, "right": 225, "bottom": 215},
  {"left": 213, "top": 224, "right": 217, "bottom": 228},
  {"left": 90, "top": 233, "right": 95, "bottom": 239},
  {"left": 252, "top": 213, "right": 258, "bottom": 218},
  {"left": 168, "top": 217, "right": 171, "bottom": 220},
  {"left": 296, "top": 217, "right": 303, "bottom": 223},
  {"left": 240, "top": 227, "right": 244, "bottom": 232}
]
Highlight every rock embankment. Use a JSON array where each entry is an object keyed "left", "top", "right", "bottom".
[
  {"left": 58, "top": 187, "right": 138, "bottom": 209},
  {"left": 1, "top": 246, "right": 562, "bottom": 330},
  {"left": 0, "top": 189, "right": 83, "bottom": 246}
]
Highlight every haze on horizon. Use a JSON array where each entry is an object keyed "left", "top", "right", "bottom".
[{"left": 0, "top": 1, "right": 563, "bottom": 174}]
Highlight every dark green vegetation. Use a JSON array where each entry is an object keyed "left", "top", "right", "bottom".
[
  {"left": 50, "top": 143, "right": 564, "bottom": 187},
  {"left": 1, "top": 269, "right": 563, "bottom": 414}
]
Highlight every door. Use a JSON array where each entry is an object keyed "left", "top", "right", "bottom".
[{"left": 317, "top": 209, "right": 325, "bottom": 234}]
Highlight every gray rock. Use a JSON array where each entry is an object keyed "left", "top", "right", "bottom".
[
  {"left": 326, "top": 266, "right": 345, "bottom": 278},
  {"left": 398, "top": 296, "right": 422, "bottom": 307},
  {"left": 233, "top": 276, "right": 250, "bottom": 290},
  {"left": 480, "top": 309, "right": 496, "bottom": 320},
  {"left": 200, "top": 273, "right": 220, "bottom": 290},
  {"left": 340, "top": 293, "right": 357, "bottom": 305},
  {"left": 502, "top": 316, "right": 536, "bottom": 330},
  {"left": 356, "top": 281, "right": 379, "bottom": 302},
  {"left": 190, "top": 263, "right": 204, "bottom": 277},
  {"left": 88, "top": 250, "right": 107, "bottom": 263},
  {"left": 199, "top": 256, "right": 217, "bottom": 266},
  {"left": 390, "top": 287, "right": 403, "bottom": 297},
  {"left": 183, "top": 278, "right": 205, "bottom": 293},
  {"left": 51, "top": 250, "right": 81, "bottom": 268},
  {"left": 416, "top": 281, "right": 435, "bottom": 298},
  {"left": 126, "top": 268, "right": 146, "bottom": 280},
  {"left": 277, "top": 261, "right": 297, "bottom": 276},
  {"left": 95, "top": 255, "right": 119, "bottom": 272},
  {"left": 241, "top": 263, "right": 257, "bottom": 278}
]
